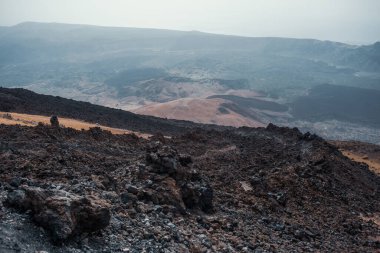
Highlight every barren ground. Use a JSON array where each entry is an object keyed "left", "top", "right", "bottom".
[
  {"left": 330, "top": 140, "right": 380, "bottom": 175},
  {"left": 133, "top": 98, "right": 264, "bottom": 128},
  {"left": 0, "top": 112, "right": 150, "bottom": 138}
]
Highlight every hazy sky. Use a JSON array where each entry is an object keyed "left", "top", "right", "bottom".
[{"left": 1, "top": 0, "right": 379, "bottom": 44}]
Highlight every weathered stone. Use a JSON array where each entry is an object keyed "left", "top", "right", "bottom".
[{"left": 6, "top": 186, "right": 110, "bottom": 243}]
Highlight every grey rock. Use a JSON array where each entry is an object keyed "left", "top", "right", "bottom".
[{"left": 6, "top": 186, "right": 110, "bottom": 243}]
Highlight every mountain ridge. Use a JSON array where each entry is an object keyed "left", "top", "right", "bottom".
[{"left": 5, "top": 21, "right": 369, "bottom": 46}]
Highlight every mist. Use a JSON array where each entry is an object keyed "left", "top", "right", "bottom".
[{"left": 1, "top": 0, "right": 380, "bottom": 44}]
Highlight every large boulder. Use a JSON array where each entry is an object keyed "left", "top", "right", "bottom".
[{"left": 6, "top": 186, "right": 110, "bottom": 243}]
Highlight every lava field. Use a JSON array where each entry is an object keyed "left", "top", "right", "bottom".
[{"left": 0, "top": 123, "right": 379, "bottom": 252}]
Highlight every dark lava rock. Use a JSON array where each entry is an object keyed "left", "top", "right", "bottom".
[
  {"left": 6, "top": 186, "right": 110, "bottom": 243},
  {"left": 120, "top": 192, "right": 138, "bottom": 204},
  {"left": 9, "top": 177, "right": 27, "bottom": 188},
  {"left": 146, "top": 145, "right": 178, "bottom": 175},
  {"left": 126, "top": 185, "right": 140, "bottom": 195},
  {"left": 50, "top": 115, "right": 59, "bottom": 128},
  {"left": 181, "top": 182, "right": 213, "bottom": 213},
  {"left": 179, "top": 154, "right": 193, "bottom": 166},
  {"left": 0, "top": 122, "right": 379, "bottom": 252},
  {"left": 153, "top": 177, "right": 187, "bottom": 213},
  {"left": 268, "top": 192, "right": 287, "bottom": 206},
  {"left": 146, "top": 143, "right": 214, "bottom": 213}
]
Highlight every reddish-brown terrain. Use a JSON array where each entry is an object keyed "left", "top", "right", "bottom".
[
  {"left": 331, "top": 140, "right": 380, "bottom": 175},
  {"left": 0, "top": 112, "right": 150, "bottom": 138},
  {"left": 133, "top": 98, "right": 264, "bottom": 128}
]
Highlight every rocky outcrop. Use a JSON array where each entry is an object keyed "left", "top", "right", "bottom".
[
  {"left": 146, "top": 142, "right": 214, "bottom": 213},
  {"left": 6, "top": 186, "right": 110, "bottom": 243},
  {"left": 146, "top": 144, "right": 179, "bottom": 175}
]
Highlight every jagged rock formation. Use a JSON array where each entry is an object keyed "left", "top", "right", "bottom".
[{"left": 6, "top": 186, "right": 111, "bottom": 242}]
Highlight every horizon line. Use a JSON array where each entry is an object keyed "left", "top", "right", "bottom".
[{"left": 1, "top": 21, "right": 377, "bottom": 46}]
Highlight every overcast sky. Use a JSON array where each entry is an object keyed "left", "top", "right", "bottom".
[{"left": 1, "top": 0, "right": 379, "bottom": 44}]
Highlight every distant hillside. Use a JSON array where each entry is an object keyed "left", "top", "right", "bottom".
[
  {"left": 291, "top": 84, "right": 380, "bottom": 127},
  {"left": 1, "top": 22, "right": 380, "bottom": 144},
  {"left": 0, "top": 87, "right": 226, "bottom": 135},
  {"left": 133, "top": 97, "right": 265, "bottom": 127},
  {"left": 0, "top": 22, "right": 379, "bottom": 92}
]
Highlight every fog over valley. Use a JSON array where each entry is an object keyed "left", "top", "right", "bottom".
[{"left": 0, "top": 21, "right": 379, "bottom": 143}]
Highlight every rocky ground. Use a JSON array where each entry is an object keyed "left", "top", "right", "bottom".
[
  {"left": 330, "top": 140, "right": 380, "bottom": 175},
  {"left": 0, "top": 123, "right": 379, "bottom": 252}
]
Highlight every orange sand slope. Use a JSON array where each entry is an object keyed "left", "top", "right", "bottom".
[
  {"left": 341, "top": 151, "right": 380, "bottom": 175},
  {"left": 133, "top": 98, "right": 265, "bottom": 128},
  {"left": 0, "top": 112, "right": 150, "bottom": 138},
  {"left": 330, "top": 140, "right": 380, "bottom": 175}
]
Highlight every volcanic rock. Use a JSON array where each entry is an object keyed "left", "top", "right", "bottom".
[
  {"left": 6, "top": 186, "right": 110, "bottom": 243},
  {"left": 0, "top": 123, "right": 379, "bottom": 252},
  {"left": 50, "top": 115, "right": 59, "bottom": 128},
  {"left": 181, "top": 182, "right": 214, "bottom": 213},
  {"left": 146, "top": 144, "right": 178, "bottom": 175},
  {"left": 145, "top": 143, "right": 214, "bottom": 213}
]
